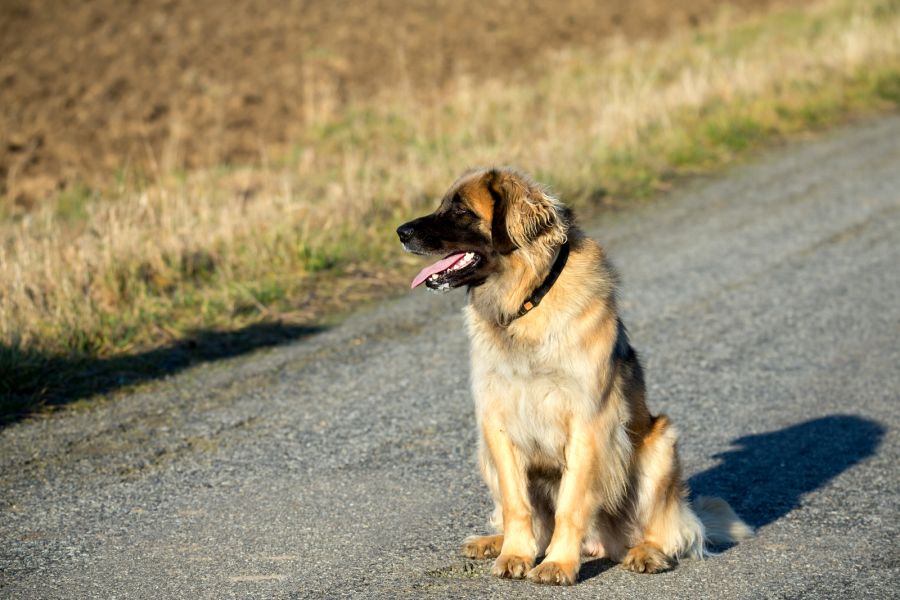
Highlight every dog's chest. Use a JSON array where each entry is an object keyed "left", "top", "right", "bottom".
[{"left": 470, "top": 332, "right": 589, "bottom": 462}]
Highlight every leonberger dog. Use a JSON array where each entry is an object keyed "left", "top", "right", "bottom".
[{"left": 397, "top": 168, "right": 751, "bottom": 585}]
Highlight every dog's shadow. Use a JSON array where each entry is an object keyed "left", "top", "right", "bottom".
[
  {"left": 577, "top": 414, "right": 885, "bottom": 583},
  {"left": 688, "top": 414, "right": 885, "bottom": 530},
  {"left": 578, "top": 557, "right": 618, "bottom": 580}
]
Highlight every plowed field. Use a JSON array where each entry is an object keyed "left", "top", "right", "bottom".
[{"left": 1, "top": 0, "right": 805, "bottom": 206}]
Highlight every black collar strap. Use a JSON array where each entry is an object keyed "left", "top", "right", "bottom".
[{"left": 500, "top": 240, "right": 570, "bottom": 327}]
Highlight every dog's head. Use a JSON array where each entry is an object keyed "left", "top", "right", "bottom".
[{"left": 397, "top": 168, "right": 569, "bottom": 290}]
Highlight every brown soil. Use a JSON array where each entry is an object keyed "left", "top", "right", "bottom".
[{"left": 1, "top": 0, "right": 807, "bottom": 207}]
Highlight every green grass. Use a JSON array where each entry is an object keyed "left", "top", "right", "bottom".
[
  {"left": 2, "top": 0, "right": 900, "bottom": 422},
  {"left": 53, "top": 184, "right": 95, "bottom": 223}
]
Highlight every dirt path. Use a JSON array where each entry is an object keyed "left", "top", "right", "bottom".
[{"left": 1, "top": 116, "right": 898, "bottom": 598}]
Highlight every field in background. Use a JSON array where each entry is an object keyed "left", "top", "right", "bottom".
[
  {"left": 2, "top": 0, "right": 800, "bottom": 204},
  {"left": 2, "top": 0, "right": 900, "bottom": 419}
]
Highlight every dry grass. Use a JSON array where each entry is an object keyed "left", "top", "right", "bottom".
[{"left": 2, "top": 0, "right": 899, "bottom": 416}]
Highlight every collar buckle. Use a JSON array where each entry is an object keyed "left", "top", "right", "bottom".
[{"left": 500, "top": 240, "right": 570, "bottom": 327}]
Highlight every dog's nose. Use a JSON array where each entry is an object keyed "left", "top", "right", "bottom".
[{"left": 396, "top": 223, "right": 414, "bottom": 243}]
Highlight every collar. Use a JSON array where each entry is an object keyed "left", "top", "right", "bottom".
[{"left": 499, "top": 240, "right": 570, "bottom": 327}]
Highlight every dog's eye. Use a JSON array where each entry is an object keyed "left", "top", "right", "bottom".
[{"left": 452, "top": 206, "right": 472, "bottom": 217}]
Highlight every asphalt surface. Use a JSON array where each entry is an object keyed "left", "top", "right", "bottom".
[{"left": 2, "top": 117, "right": 899, "bottom": 600}]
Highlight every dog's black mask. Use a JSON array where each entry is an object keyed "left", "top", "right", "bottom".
[
  {"left": 397, "top": 167, "right": 568, "bottom": 291},
  {"left": 396, "top": 176, "right": 502, "bottom": 291}
]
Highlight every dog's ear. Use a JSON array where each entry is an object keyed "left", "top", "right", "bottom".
[{"left": 485, "top": 168, "right": 564, "bottom": 255}]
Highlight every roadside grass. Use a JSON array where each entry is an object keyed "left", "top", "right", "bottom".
[{"left": 2, "top": 0, "right": 899, "bottom": 421}]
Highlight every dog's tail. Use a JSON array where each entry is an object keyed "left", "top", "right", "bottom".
[{"left": 694, "top": 496, "right": 754, "bottom": 546}]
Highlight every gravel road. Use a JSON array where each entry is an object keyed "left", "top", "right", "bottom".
[{"left": 2, "top": 117, "right": 899, "bottom": 599}]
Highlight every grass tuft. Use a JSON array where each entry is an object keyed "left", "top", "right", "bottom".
[{"left": 874, "top": 71, "right": 900, "bottom": 103}]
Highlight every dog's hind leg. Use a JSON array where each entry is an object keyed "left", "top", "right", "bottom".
[
  {"left": 622, "top": 415, "right": 704, "bottom": 574},
  {"left": 462, "top": 534, "right": 504, "bottom": 559}
]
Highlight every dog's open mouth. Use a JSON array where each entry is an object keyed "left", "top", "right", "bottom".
[{"left": 411, "top": 251, "right": 481, "bottom": 290}]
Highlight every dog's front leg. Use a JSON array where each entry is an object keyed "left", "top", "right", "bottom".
[
  {"left": 480, "top": 412, "right": 537, "bottom": 579},
  {"left": 527, "top": 421, "right": 600, "bottom": 585}
]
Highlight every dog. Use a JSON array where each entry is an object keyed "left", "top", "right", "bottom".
[{"left": 397, "top": 167, "right": 752, "bottom": 585}]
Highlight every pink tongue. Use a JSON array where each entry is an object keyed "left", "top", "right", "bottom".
[{"left": 411, "top": 253, "right": 466, "bottom": 288}]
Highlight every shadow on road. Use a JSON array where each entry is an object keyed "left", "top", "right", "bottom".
[
  {"left": 578, "top": 557, "right": 618, "bottom": 581},
  {"left": 0, "top": 321, "right": 326, "bottom": 428},
  {"left": 688, "top": 414, "right": 885, "bottom": 529}
]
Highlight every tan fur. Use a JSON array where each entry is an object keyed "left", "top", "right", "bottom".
[
  {"left": 462, "top": 534, "right": 504, "bottom": 559},
  {"left": 446, "top": 168, "right": 751, "bottom": 585},
  {"left": 486, "top": 170, "right": 568, "bottom": 261},
  {"left": 461, "top": 179, "right": 496, "bottom": 223}
]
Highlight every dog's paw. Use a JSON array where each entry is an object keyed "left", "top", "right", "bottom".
[
  {"left": 526, "top": 560, "right": 579, "bottom": 585},
  {"left": 491, "top": 554, "right": 533, "bottom": 579},
  {"left": 462, "top": 534, "right": 504, "bottom": 559},
  {"left": 621, "top": 543, "right": 671, "bottom": 574}
]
